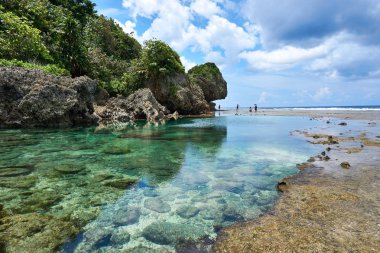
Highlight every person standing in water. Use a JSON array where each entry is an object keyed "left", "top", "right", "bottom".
[
  {"left": 218, "top": 105, "right": 221, "bottom": 110},
  {"left": 236, "top": 104, "right": 239, "bottom": 110},
  {"left": 254, "top": 104, "right": 257, "bottom": 112}
]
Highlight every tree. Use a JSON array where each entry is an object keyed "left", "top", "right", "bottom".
[{"left": 0, "top": 8, "right": 51, "bottom": 61}]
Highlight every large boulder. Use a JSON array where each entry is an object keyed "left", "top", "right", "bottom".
[
  {"left": 0, "top": 67, "right": 98, "bottom": 127},
  {"left": 188, "top": 62, "right": 227, "bottom": 102},
  {"left": 95, "top": 88, "right": 173, "bottom": 123},
  {"left": 145, "top": 73, "right": 210, "bottom": 115}
]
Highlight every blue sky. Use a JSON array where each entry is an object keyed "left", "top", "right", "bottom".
[{"left": 93, "top": 0, "right": 380, "bottom": 107}]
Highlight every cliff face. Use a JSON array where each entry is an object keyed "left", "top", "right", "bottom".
[
  {"left": 0, "top": 67, "right": 98, "bottom": 128},
  {"left": 145, "top": 63, "right": 228, "bottom": 115}
]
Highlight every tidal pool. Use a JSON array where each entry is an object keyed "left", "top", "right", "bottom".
[{"left": 0, "top": 116, "right": 322, "bottom": 252}]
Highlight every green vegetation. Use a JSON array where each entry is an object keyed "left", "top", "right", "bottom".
[
  {"left": 188, "top": 62, "right": 221, "bottom": 80},
  {"left": 0, "top": 0, "right": 188, "bottom": 97},
  {"left": 0, "top": 59, "right": 70, "bottom": 76}
]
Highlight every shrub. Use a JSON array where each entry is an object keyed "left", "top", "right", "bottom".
[{"left": 0, "top": 59, "right": 70, "bottom": 76}]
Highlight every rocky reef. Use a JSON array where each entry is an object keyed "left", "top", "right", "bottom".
[
  {"left": 1, "top": 64, "right": 227, "bottom": 127},
  {"left": 0, "top": 67, "right": 98, "bottom": 128}
]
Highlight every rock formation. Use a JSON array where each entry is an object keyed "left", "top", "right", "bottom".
[
  {"left": 95, "top": 88, "right": 175, "bottom": 123},
  {"left": 0, "top": 67, "right": 98, "bottom": 127},
  {"left": 188, "top": 62, "right": 227, "bottom": 102}
]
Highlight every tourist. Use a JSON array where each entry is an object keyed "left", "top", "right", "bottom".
[
  {"left": 249, "top": 107, "right": 252, "bottom": 112},
  {"left": 254, "top": 104, "right": 257, "bottom": 112}
]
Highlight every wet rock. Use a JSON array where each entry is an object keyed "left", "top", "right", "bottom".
[
  {"left": 338, "top": 122, "right": 347, "bottom": 126},
  {"left": 175, "top": 236, "right": 214, "bottom": 253},
  {"left": 55, "top": 164, "right": 85, "bottom": 174},
  {"left": 103, "top": 178, "right": 138, "bottom": 189},
  {"left": 297, "top": 162, "right": 315, "bottom": 170},
  {"left": 113, "top": 207, "right": 140, "bottom": 226},
  {"left": 87, "top": 229, "right": 112, "bottom": 249},
  {"left": 144, "top": 198, "right": 171, "bottom": 213},
  {"left": 176, "top": 206, "right": 200, "bottom": 218},
  {"left": 341, "top": 161, "right": 351, "bottom": 169},
  {"left": 321, "top": 151, "right": 326, "bottom": 156},
  {"left": 324, "top": 156, "right": 331, "bottom": 161},
  {"left": 326, "top": 147, "right": 332, "bottom": 152},
  {"left": 307, "top": 157, "right": 316, "bottom": 162},
  {"left": 276, "top": 181, "right": 288, "bottom": 192},
  {"left": 0, "top": 165, "right": 34, "bottom": 177},
  {"left": 0, "top": 67, "right": 98, "bottom": 128},
  {"left": 142, "top": 222, "right": 205, "bottom": 245}
]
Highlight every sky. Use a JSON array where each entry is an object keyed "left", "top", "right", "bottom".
[{"left": 92, "top": 0, "right": 380, "bottom": 107}]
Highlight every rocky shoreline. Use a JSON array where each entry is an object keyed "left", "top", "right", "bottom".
[
  {"left": 0, "top": 66, "right": 227, "bottom": 128},
  {"left": 213, "top": 113, "right": 380, "bottom": 252}
]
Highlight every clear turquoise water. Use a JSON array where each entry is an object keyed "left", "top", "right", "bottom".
[{"left": 0, "top": 116, "right": 321, "bottom": 252}]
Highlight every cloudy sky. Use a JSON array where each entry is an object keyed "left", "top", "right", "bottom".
[{"left": 93, "top": 0, "right": 380, "bottom": 107}]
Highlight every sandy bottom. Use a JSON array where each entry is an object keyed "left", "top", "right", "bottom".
[{"left": 213, "top": 111, "right": 380, "bottom": 253}]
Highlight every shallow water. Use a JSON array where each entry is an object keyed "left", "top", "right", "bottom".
[{"left": 0, "top": 116, "right": 321, "bottom": 252}]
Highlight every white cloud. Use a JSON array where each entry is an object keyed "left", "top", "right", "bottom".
[
  {"left": 180, "top": 56, "right": 196, "bottom": 71},
  {"left": 312, "top": 87, "right": 331, "bottom": 101},
  {"left": 190, "top": 0, "right": 223, "bottom": 17},
  {"left": 121, "top": 0, "right": 257, "bottom": 66}
]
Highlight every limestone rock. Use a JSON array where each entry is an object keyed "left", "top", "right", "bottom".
[
  {"left": 95, "top": 88, "right": 172, "bottom": 123},
  {"left": 188, "top": 62, "right": 228, "bottom": 102},
  {"left": 0, "top": 67, "right": 98, "bottom": 128},
  {"left": 341, "top": 161, "right": 351, "bottom": 169}
]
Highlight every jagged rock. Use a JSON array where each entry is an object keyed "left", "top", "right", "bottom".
[
  {"left": 146, "top": 73, "right": 210, "bottom": 115},
  {"left": 0, "top": 67, "right": 98, "bottom": 128},
  {"left": 95, "top": 88, "right": 172, "bottom": 123},
  {"left": 94, "top": 87, "right": 110, "bottom": 106},
  {"left": 188, "top": 62, "right": 227, "bottom": 102}
]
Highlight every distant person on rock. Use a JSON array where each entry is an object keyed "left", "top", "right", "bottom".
[
  {"left": 236, "top": 104, "right": 239, "bottom": 110},
  {"left": 218, "top": 105, "right": 221, "bottom": 110},
  {"left": 254, "top": 104, "right": 257, "bottom": 112},
  {"left": 249, "top": 107, "right": 252, "bottom": 112}
]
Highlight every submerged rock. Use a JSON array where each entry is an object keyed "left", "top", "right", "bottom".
[
  {"left": 0, "top": 67, "right": 98, "bottom": 128},
  {"left": 55, "top": 164, "right": 85, "bottom": 174},
  {"left": 142, "top": 222, "right": 205, "bottom": 245},
  {"left": 0, "top": 213, "right": 79, "bottom": 253},
  {"left": 113, "top": 207, "right": 141, "bottom": 226},
  {"left": 0, "top": 165, "right": 34, "bottom": 177},
  {"left": 103, "top": 177, "right": 138, "bottom": 189},
  {"left": 176, "top": 205, "right": 200, "bottom": 218},
  {"left": 144, "top": 198, "right": 171, "bottom": 213}
]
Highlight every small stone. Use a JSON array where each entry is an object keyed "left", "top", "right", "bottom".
[
  {"left": 321, "top": 151, "right": 326, "bottom": 156},
  {"left": 276, "top": 181, "right": 288, "bottom": 192},
  {"left": 144, "top": 198, "right": 171, "bottom": 213},
  {"left": 324, "top": 156, "right": 330, "bottom": 161},
  {"left": 338, "top": 122, "right": 347, "bottom": 126},
  {"left": 326, "top": 147, "right": 331, "bottom": 152},
  {"left": 307, "top": 157, "right": 316, "bottom": 162},
  {"left": 341, "top": 161, "right": 351, "bottom": 169}
]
